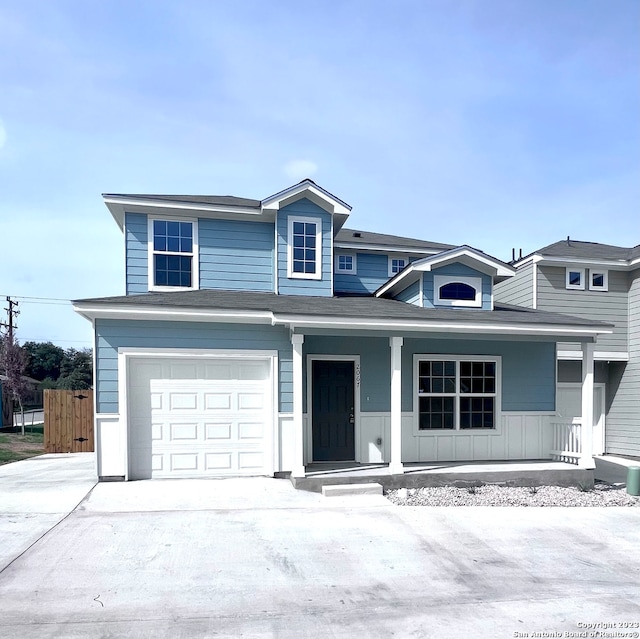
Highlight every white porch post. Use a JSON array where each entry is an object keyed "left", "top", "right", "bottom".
[
  {"left": 291, "top": 333, "right": 305, "bottom": 478},
  {"left": 389, "top": 336, "right": 404, "bottom": 475},
  {"left": 580, "top": 341, "right": 595, "bottom": 469}
]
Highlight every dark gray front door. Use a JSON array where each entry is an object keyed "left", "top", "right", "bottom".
[{"left": 312, "top": 360, "right": 355, "bottom": 462}]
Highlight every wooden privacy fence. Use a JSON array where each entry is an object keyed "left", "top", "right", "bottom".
[{"left": 44, "top": 389, "right": 94, "bottom": 453}]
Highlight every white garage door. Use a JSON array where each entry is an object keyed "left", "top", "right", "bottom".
[{"left": 127, "top": 356, "right": 273, "bottom": 479}]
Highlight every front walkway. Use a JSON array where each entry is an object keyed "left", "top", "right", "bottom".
[{"left": 292, "top": 460, "right": 592, "bottom": 492}]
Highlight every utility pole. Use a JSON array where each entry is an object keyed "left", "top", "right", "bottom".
[{"left": 0, "top": 296, "right": 19, "bottom": 340}]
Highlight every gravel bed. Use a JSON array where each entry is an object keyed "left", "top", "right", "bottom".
[{"left": 386, "top": 482, "right": 640, "bottom": 507}]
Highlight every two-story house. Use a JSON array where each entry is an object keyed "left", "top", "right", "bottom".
[
  {"left": 495, "top": 239, "right": 640, "bottom": 458},
  {"left": 73, "top": 180, "right": 611, "bottom": 483}
]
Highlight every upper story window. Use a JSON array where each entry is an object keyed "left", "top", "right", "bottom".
[
  {"left": 415, "top": 356, "right": 500, "bottom": 431},
  {"left": 149, "top": 218, "right": 198, "bottom": 290},
  {"left": 434, "top": 275, "right": 482, "bottom": 308},
  {"left": 335, "top": 253, "right": 356, "bottom": 274},
  {"left": 589, "top": 270, "right": 608, "bottom": 292},
  {"left": 565, "top": 268, "right": 585, "bottom": 290},
  {"left": 288, "top": 216, "right": 322, "bottom": 280},
  {"left": 388, "top": 257, "right": 407, "bottom": 277}
]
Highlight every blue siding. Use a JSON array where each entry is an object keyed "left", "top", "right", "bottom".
[
  {"left": 395, "top": 280, "right": 421, "bottom": 305},
  {"left": 199, "top": 218, "right": 274, "bottom": 291},
  {"left": 276, "top": 199, "right": 332, "bottom": 296},
  {"left": 95, "top": 319, "right": 292, "bottom": 414},
  {"left": 125, "top": 213, "right": 148, "bottom": 294},
  {"left": 334, "top": 253, "right": 391, "bottom": 295},
  {"left": 423, "top": 264, "right": 492, "bottom": 310},
  {"left": 304, "top": 335, "right": 556, "bottom": 413}
]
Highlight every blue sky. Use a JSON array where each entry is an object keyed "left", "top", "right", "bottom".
[{"left": 0, "top": 0, "right": 638, "bottom": 348}]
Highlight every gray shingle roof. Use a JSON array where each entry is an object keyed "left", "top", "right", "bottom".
[
  {"left": 532, "top": 239, "right": 640, "bottom": 262},
  {"left": 103, "top": 194, "right": 262, "bottom": 208},
  {"left": 74, "top": 289, "right": 610, "bottom": 330},
  {"left": 335, "top": 228, "right": 455, "bottom": 252}
]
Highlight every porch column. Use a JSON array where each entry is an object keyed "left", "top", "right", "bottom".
[
  {"left": 389, "top": 336, "right": 404, "bottom": 475},
  {"left": 580, "top": 341, "right": 595, "bottom": 470},
  {"left": 291, "top": 333, "right": 305, "bottom": 478}
]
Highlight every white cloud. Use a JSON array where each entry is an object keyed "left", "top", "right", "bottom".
[
  {"left": 283, "top": 159, "right": 318, "bottom": 181},
  {"left": 0, "top": 120, "right": 6, "bottom": 149}
]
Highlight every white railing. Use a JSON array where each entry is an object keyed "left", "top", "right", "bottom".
[{"left": 550, "top": 421, "right": 582, "bottom": 464}]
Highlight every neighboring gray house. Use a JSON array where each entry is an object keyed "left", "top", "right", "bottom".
[
  {"left": 73, "top": 181, "right": 610, "bottom": 482},
  {"left": 495, "top": 239, "right": 640, "bottom": 457}
]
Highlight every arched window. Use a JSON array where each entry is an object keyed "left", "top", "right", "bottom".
[{"left": 439, "top": 282, "right": 476, "bottom": 301}]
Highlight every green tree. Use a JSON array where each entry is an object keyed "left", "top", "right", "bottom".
[
  {"left": 56, "top": 348, "right": 92, "bottom": 390},
  {"left": 22, "top": 341, "right": 67, "bottom": 381}
]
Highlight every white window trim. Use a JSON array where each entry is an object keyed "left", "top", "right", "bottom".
[
  {"left": 413, "top": 354, "right": 502, "bottom": 435},
  {"left": 589, "top": 269, "right": 608, "bottom": 292},
  {"left": 566, "top": 267, "right": 585, "bottom": 290},
  {"left": 388, "top": 255, "right": 408, "bottom": 277},
  {"left": 433, "top": 274, "right": 482, "bottom": 308},
  {"left": 287, "top": 215, "right": 322, "bottom": 280},
  {"left": 335, "top": 252, "right": 357, "bottom": 274},
  {"left": 147, "top": 216, "right": 199, "bottom": 292}
]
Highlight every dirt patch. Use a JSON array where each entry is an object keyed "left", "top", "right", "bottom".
[{"left": 0, "top": 432, "right": 45, "bottom": 465}]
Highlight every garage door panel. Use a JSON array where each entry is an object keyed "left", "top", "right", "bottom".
[{"left": 128, "top": 356, "right": 273, "bottom": 478}]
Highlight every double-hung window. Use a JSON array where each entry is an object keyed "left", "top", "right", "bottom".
[
  {"left": 415, "top": 355, "right": 500, "bottom": 431},
  {"left": 149, "top": 218, "right": 198, "bottom": 289},
  {"left": 335, "top": 253, "right": 356, "bottom": 274},
  {"left": 288, "top": 216, "right": 322, "bottom": 279}
]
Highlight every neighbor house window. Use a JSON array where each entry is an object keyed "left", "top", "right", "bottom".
[
  {"left": 415, "top": 356, "right": 500, "bottom": 431},
  {"left": 149, "top": 218, "right": 198, "bottom": 289},
  {"left": 566, "top": 268, "right": 585, "bottom": 290},
  {"left": 433, "top": 275, "right": 482, "bottom": 308},
  {"left": 288, "top": 216, "right": 322, "bottom": 279},
  {"left": 589, "top": 270, "right": 608, "bottom": 291},
  {"left": 335, "top": 253, "right": 356, "bottom": 274},
  {"left": 388, "top": 257, "right": 407, "bottom": 276}
]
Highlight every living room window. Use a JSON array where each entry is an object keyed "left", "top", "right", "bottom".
[
  {"left": 288, "top": 216, "right": 322, "bottom": 279},
  {"left": 415, "top": 355, "right": 500, "bottom": 431},
  {"left": 149, "top": 218, "right": 198, "bottom": 289}
]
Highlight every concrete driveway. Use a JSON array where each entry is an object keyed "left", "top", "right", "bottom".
[{"left": 0, "top": 456, "right": 639, "bottom": 639}]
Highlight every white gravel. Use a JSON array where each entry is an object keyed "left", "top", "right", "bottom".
[{"left": 386, "top": 482, "right": 640, "bottom": 507}]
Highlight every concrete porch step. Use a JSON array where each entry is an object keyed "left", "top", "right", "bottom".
[{"left": 321, "top": 483, "right": 383, "bottom": 497}]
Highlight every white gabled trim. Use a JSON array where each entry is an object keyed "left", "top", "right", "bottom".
[
  {"left": 558, "top": 350, "right": 630, "bottom": 361},
  {"left": 147, "top": 216, "right": 199, "bottom": 292},
  {"left": 262, "top": 180, "right": 351, "bottom": 216},
  {"left": 376, "top": 246, "right": 514, "bottom": 297},
  {"left": 287, "top": 215, "right": 322, "bottom": 280}
]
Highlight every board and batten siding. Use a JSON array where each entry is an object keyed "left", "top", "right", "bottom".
[
  {"left": 302, "top": 335, "right": 556, "bottom": 413},
  {"left": 423, "top": 264, "right": 492, "bottom": 310},
  {"left": 606, "top": 268, "right": 640, "bottom": 455},
  {"left": 493, "top": 262, "right": 534, "bottom": 308},
  {"left": 94, "top": 319, "right": 293, "bottom": 414},
  {"left": 125, "top": 212, "right": 148, "bottom": 294},
  {"left": 276, "top": 199, "right": 332, "bottom": 296},
  {"left": 199, "top": 218, "right": 274, "bottom": 291},
  {"left": 537, "top": 265, "right": 628, "bottom": 353}
]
